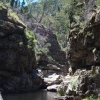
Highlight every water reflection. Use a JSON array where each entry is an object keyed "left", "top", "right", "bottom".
[{"left": 2, "top": 91, "right": 57, "bottom": 100}]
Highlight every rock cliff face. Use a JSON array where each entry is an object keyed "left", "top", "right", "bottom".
[
  {"left": 67, "top": 2, "right": 100, "bottom": 69},
  {"left": 0, "top": 6, "right": 42, "bottom": 92},
  {"left": 33, "top": 24, "right": 67, "bottom": 65},
  {"left": 19, "top": 16, "right": 67, "bottom": 65}
]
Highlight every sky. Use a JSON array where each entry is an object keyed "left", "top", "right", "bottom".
[
  {"left": 19, "top": 0, "right": 39, "bottom": 6},
  {"left": 20, "top": 0, "right": 39, "bottom": 3}
]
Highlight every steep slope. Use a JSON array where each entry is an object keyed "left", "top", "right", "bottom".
[
  {"left": 33, "top": 24, "right": 67, "bottom": 65},
  {"left": 19, "top": 16, "right": 67, "bottom": 65},
  {"left": 0, "top": 6, "right": 42, "bottom": 92}
]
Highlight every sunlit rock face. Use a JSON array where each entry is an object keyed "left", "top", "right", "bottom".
[
  {"left": 66, "top": 1, "right": 100, "bottom": 69},
  {"left": 18, "top": 15, "right": 67, "bottom": 65},
  {"left": 37, "top": 25, "right": 67, "bottom": 65},
  {"left": 32, "top": 23, "right": 67, "bottom": 65},
  {"left": 0, "top": 6, "right": 42, "bottom": 92}
]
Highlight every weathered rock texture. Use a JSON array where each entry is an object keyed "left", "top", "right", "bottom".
[
  {"left": 67, "top": 1, "right": 100, "bottom": 69},
  {"left": 31, "top": 24, "right": 67, "bottom": 65},
  {"left": 93, "top": 73, "right": 100, "bottom": 88},
  {"left": 18, "top": 14, "right": 67, "bottom": 65},
  {"left": 55, "top": 69, "right": 99, "bottom": 100},
  {"left": 0, "top": 6, "right": 42, "bottom": 92}
]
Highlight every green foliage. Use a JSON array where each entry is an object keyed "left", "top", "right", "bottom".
[
  {"left": 8, "top": 9, "right": 25, "bottom": 26},
  {"left": 0, "top": 2, "right": 3, "bottom": 10},
  {"left": 10, "top": 0, "right": 15, "bottom": 7},
  {"left": 87, "top": 31, "right": 93, "bottom": 36},
  {"left": 19, "top": 42, "right": 23, "bottom": 45},
  {"left": 89, "top": 94, "right": 96, "bottom": 100},
  {"left": 0, "top": 1, "right": 11, "bottom": 10},
  {"left": 71, "top": 79, "right": 78, "bottom": 90},
  {"left": 24, "top": 29, "right": 34, "bottom": 39},
  {"left": 83, "top": 96, "right": 100, "bottom": 100},
  {"left": 96, "top": 0, "right": 100, "bottom": 7},
  {"left": 34, "top": 42, "right": 51, "bottom": 61},
  {"left": 24, "top": 28, "right": 37, "bottom": 49},
  {"left": 53, "top": 0, "right": 84, "bottom": 50},
  {"left": 57, "top": 92, "right": 61, "bottom": 96},
  {"left": 47, "top": 56, "right": 53, "bottom": 61},
  {"left": 35, "top": 42, "right": 51, "bottom": 54},
  {"left": 8, "top": 10, "right": 20, "bottom": 20}
]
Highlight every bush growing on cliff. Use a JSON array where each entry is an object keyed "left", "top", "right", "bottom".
[
  {"left": 71, "top": 80, "right": 78, "bottom": 90},
  {"left": 24, "top": 29, "right": 37, "bottom": 50},
  {"left": 34, "top": 42, "right": 51, "bottom": 61},
  {"left": 89, "top": 94, "right": 98, "bottom": 100}
]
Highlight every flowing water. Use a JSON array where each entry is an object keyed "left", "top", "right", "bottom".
[{"left": 2, "top": 90, "right": 57, "bottom": 100}]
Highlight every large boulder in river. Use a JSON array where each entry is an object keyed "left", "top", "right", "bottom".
[{"left": 0, "top": 5, "right": 42, "bottom": 92}]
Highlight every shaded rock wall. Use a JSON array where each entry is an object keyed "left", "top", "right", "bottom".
[
  {"left": 0, "top": 6, "right": 42, "bottom": 92},
  {"left": 67, "top": 4, "right": 100, "bottom": 69},
  {"left": 93, "top": 73, "right": 100, "bottom": 88}
]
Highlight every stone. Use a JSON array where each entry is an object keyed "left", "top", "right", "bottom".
[
  {"left": 47, "top": 84, "right": 61, "bottom": 92},
  {"left": 93, "top": 73, "right": 100, "bottom": 88},
  {"left": 0, "top": 93, "right": 3, "bottom": 100},
  {"left": 84, "top": 90, "right": 92, "bottom": 98},
  {"left": 44, "top": 73, "right": 62, "bottom": 86},
  {"left": 80, "top": 83, "right": 87, "bottom": 93},
  {"left": 66, "top": 96, "right": 75, "bottom": 100},
  {"left": 54, "top": 96, "right": 66, "bottom": 100}
]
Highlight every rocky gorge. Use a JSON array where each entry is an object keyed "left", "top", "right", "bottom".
[{"left": 0, "top": 0, "right": 100, "bottom": 100}]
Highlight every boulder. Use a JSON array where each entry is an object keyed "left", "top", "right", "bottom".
[
  {"left": 47, "top": 84, "right": 61, "bottom": 92},
  {"left": 44, "top": 73, "right": 62, "bottom": 86}
]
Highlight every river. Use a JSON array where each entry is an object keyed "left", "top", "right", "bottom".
[{"left": 2, "top": 90, "right": 57, "bottom": 100}]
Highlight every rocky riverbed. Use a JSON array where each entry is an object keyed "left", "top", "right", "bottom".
[{"left": 42, "top": 67, "right": 100, "bottom": 100}]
